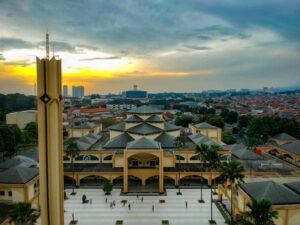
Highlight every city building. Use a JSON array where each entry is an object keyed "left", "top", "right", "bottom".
[
  {"left": 122, "top": 85, "right": 148, "bottom": 100},
  {"left": 63, "top": 105, "right": 231, "bottom": 193},
  {"left": 6, "top": 110, "right": 37, "bottom": 129},
  {"left": 218, "top": 180, "right": 300, "bottom": 225},
  {"left": 106, "top": 103, "right": 137, "bottom": 110},
  {"left": 68, "top": 121, "right": 101, "bottom": 138},
  {"left": 63, "top": 85, "right": 68, "bottom": 97},
  {"left": 189, "top": 122, "right": 222, "bottom": 143},
  {"left": 72, "top": 86, "right": 85, "bottom": 98}
]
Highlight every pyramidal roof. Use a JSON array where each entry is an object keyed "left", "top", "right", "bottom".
[
  {"left": 127, "top": 123, "right": 162, "bottom": 135},
  {"left": 128, "top": 105, "right": 163, "bottom": 114},
  {"left": 103, "top": 133, "right": 134, "bottom": 149},
  {"left": 146, "top": 115, "right": 164, "bottom": 122},
  {"left": 241, "top": 181, "right": 300, "bottom": 205},
  {"left": 127, "top": 137, "right": 161, "bottom": 150},
  {"left": 273, "top": 133, "right": 298, "bottom": 140},
  {"left": 155, "top": 133, "right": 175, "bottom": 148},
  {"left": 125, "top": 115, "right": 144, "bottom": 122},
  {"left": 194, "top": 122, "right": 217, "bottom": 129},
  {"left": 0, "top": 167, "right": 38, "bottom": 184},
  {"left": 0, "top": 155, "right": 37, "bottom": 170}
]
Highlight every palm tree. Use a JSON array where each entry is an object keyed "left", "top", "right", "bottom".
[
  {"left": 174, "top": 136, "right": 185, "bottom": 194},
  {"left": 220, "top": 161, "right": 245, "bottom": 224},
  {"left": 195, "top": 143, "right": 209, "bottom": 203},
  {"left": 202, "top": 144, "right": 221, "bottom": 224},
  {"left": 65, "top": 141, "right": 80, "bottom": 194},
  {"left": 238, "top": 199, "right": 278, "bottom": 225},
  {"left": 10, "top": 202, "right": 39, "bottom": 225}
]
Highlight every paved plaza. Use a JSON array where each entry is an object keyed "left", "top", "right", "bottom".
[{"left": 64, "top": 188, "right": 226, "bottom": 225}]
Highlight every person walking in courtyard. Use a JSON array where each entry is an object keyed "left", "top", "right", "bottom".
[
  {"left": 185, "top": 201, "right": 188, "bottom": 208},
  {"left": 105, "top": 197, "right": 108, "bottom": 203},
  {"left": 128, "top": 203, "right": 131, "bottom": 210},
  {"left": 113, "top": 200, "right": 116, "bottom": 207},
  {"left": 137, "top": 194, "right": 139, "bottom": 200},
  {"left": 141, "top": 196, "right": 143, "bottom": 203},
  {"left": 152, "top": 204, "right": 154, "bottom": 212}
]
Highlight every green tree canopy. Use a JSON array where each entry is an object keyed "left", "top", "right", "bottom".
[
  {"left": 222, "top": 131, "right": 237, "bottom": 145},
  {"left": 238, "top": 199, "right": 278, "bottom": 225},
  {"left": 203, "top": 115, "right": 224, "bottom": 129},
  {"left": 10, "top": 202, "right": 39, "bottom": 225},
  {"left": 23, "top": 122, "right": 38, "bottom": 143},
  {"left": 175, "top": 115, "right": 194, "bottom": 127}
]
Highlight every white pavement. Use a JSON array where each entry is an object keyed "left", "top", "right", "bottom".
[{"left": 63, "top": 188, "right": 226, "bottom": 225}]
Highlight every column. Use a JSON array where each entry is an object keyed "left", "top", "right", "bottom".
[
  {"left": 123, "top": 152, "right": 128, "bottom": 193},
  {"left": 159, "top": 151, "right": 164, "bottom": 193},
  {"left": 37, "top": 57, "right": 64, "bottom": 225}
]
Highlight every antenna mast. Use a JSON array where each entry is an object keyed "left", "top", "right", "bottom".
[{"left": 46, "top": 31, "right": 49, "bottom": 59}]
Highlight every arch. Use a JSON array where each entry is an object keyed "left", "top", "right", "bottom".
[
  {"left": 113, "top": 176, "right": 123, "bottom": 186},
  {"left": 180, "top": 175, "right": 208, "bottom": 186},
  {"left": 145, "top": 175, "right": 159, "bottom": 186},
  {"left": 103, "top": 155, "right": 112, "bottom": 161},
  {"left": 282, "top": 154, "right": 294, "bottom": 161},
  {"left": 80, "top": 175, "right": 109, "bottom": 186},
  {"left": 190, "top": 155, "right": 200, "bottom": 160},
  {"left": 176, "top": 155, "right": 185, "bottom": 160},
  {"left": 75, "top": 155, "right": 99, "bottom": 161},
  {"left": 128, "top": 175, "right": 142, "bottom": 185},
  {"left": 268, "top": 149, "right": 279, "bottom": 156},
  {"left": 164, "top": 176, "right": 175, "bottom": 186},
  {"left": 64, "top": 176, "right": 76, "bottom": 186}
]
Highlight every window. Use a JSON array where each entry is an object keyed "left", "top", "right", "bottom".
[
  {"left": 8, "top": 191, "right": 12, "bottom": 196},
  {"left": 132, "top": 160, "right": 139, "bottom": 167},
  {"left": 0, "top": 191, "right": 5, "bottom": 196}
]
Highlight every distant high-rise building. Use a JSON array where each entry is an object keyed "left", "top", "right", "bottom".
[
  {"left": 72, "top": 86, "right": 85, "bottom": 98},
  {"left": 122, "top": 85, "right": 148, "bottom": 100},
  {"left": 63, "top": 85, "right": 68, "bottom": 97}
]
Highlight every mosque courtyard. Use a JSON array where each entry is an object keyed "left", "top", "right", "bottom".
[{"left": 63, "top": 188, "right": 227, "bottom": 225}]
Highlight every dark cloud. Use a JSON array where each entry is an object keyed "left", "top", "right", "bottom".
[
  {"left": 185, "top": 45, "right": 212, "bottom": 51},
  {"left": 80, "top": 56, "right": 120, "bottom": 61},
  {"left": 0, "top": 38, "right": 35, "bottom": 50},
  {"left": 4, "top": 60, "right": 32, "bottom": 67}
]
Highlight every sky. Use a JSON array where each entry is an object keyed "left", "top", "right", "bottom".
[{"left": 0, "top": 0, "right": 299, "bottom": 95}]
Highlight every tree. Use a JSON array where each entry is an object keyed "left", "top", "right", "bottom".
[
  {"left": 103, "top": 180, "right": 113, "bottom": 195},
  {"left": 222, "top": 131, "right": 237, "bottom": 144},
  {"left": 174, "top": 136, "right": 185, "bottom": 194},
  {"left": 195, "top": 143, "right": 209, "bottom": 203},
  {"left": 220, "top": 161, "right": 245, "bottom": 224},
  {"left": 175, "top": 115, "right": 194, "bottom": 127},
  {"left": 10, "top": 125, "right": 24, "bottom": 144},
  {"left": 238, "top": 199, "right": 278, "bottom": 225},
  {"left": 221, "top": 109, "right": 238, "bottom": 124},
  {"left": 0, "top": 124, "right": 16, "bottom": 157},
  {"left": 238, "top": 115, "right": 253, "bottom": 129},
  {"left": 10, "top": 202, "right": 39, "bottom": 225},
  {"left": 204, "top": 115, "right": 224, "bottom": 129},
  {"left": 202, "top": 145, "right": 221, "bottom": 224},
  {"left": 65, "top": 141, "right": 80, "bottom": 194},
  {"left": 23, "top": 122, "right": 38, "bottom": 143}
]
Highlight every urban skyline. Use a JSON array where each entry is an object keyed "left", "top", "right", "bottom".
[{"left": 0, "top": 1, "right": 299, "bottom": 95}]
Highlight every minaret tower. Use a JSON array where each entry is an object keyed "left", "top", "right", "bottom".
[{"left": 36, "top": 33, "right": 64, "bottom": 225}]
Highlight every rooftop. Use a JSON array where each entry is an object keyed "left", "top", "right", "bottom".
[
  {"left": 0, "top": 166, "right": 38, "bottom": 184},
  {"left": 126, "top": 137, "right": 161, "bottom": 150},
  {"left": 128, "top": 105, "right": 163, "bottom": 114},
  {"left": 240, "top": 181, "right": 300, "bottom": 205}
]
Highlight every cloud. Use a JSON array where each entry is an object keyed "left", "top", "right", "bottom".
[
  {"left": 0, "top": 37, "right": 35, "bottom": 50},
  {"left": 80, "top": 56, "right": 120, "bottom": 61},
  {"left": 0, "top": 53, "right": 4, "bottom": 60},
  {"left": 184, "top": 45, "right": 212, "bottom": 51}
]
